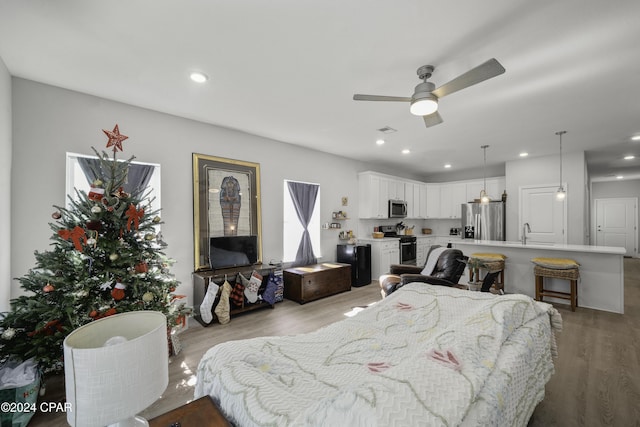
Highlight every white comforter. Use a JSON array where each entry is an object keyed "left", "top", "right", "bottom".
[{"left": 195, "top": 284, "right": 561, "bottom": 426}]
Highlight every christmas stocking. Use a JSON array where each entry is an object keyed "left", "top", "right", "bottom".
[
  {"left": 214, "top": 281, "right": 232, "bottom": 324},
  {"left": 199, "top": 281, "right": 220, "bottom": 324},
  {"left": 244, "top": 271, "right": 262, "bottom": 303}
]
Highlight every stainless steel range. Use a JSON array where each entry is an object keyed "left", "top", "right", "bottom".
[{"left": 378, "top": 225, "right": 417, "bottom": 265}]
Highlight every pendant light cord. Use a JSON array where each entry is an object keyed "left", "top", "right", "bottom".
[
  {"left": 556, "top": 131, "right": 566, "bottom": 188},
  {"left": 481, "top": 144, "right": 489, "bottom": 189}
]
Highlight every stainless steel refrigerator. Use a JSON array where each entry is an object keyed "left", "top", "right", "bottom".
[{"left": 461, "top": 201, "right": 506, "bottom": 241}]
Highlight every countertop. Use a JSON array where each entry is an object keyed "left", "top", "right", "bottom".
[
  {"left": 453, "top": 239, "right": 626, "bottom": 255},
  {"left": 358, "top": 234, "right": 455, "bottom": 242}
]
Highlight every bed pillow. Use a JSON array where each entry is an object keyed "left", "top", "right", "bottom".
[{"left": 531, "top": 257, "right": 579, "bottom": 269}]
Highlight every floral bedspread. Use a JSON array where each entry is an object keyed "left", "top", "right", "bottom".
[{"left": 195, "top": 283, "right": 561, "bottom": 426}]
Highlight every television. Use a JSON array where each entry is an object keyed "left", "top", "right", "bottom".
[{"left": 209, "top": 235, "right": 258, "bottom": 270}]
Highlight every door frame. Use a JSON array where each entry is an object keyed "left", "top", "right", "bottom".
[
  {"left": 518, "top": 183, "right": 568, "bottom": 244},
  {"left": 592, "top": 197, "right": 638, "bottom": 257}
]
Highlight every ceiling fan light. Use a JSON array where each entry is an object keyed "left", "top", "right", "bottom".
[
  {"left": 555, "top": 186, "right": 566, "bottom": 201},
  {"left": 410, "top": 96, "right": 438, "bottom": 116}
]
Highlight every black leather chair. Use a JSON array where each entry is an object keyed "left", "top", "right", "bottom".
[{"left": 379, "top": 248, "right": 468, "bottom": 297}]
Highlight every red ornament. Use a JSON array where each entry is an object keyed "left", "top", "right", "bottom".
[
  {"left": 102, "top": 124, "right": 129, "bottom": 153},
  {"left": 88, "top": 187, "right": 105, "bottom": 201},
  {"left": 43, "top": 283, "right": 54, "bottom": 293},
  {"left": 134, "top": 262, "right": 148, "bottom": 273},
  {"left": 111, "top": 282, "right": 126, "bottom": 301}
]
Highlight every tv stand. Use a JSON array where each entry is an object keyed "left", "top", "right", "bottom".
[{"left": 192, "top": 263, "right": 281, "bottom": 327}]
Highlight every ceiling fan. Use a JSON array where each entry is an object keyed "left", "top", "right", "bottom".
[{"left": 353, "top": 58, "right": 505, "bottom": 128}]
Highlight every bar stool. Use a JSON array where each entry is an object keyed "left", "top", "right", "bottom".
[
  {"left": 468, "top": 253, "right": 506, "bottom": 293},
  {"left": 532, "top": 258, "right": 580, "bottom": 311}
]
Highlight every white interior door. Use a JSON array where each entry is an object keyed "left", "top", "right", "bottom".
[
  {"left": 520, "top": 185, "right": 566, "bottom": 244},
  {"left": 594, "top": 198, "right": 637, "bottom": 256}
]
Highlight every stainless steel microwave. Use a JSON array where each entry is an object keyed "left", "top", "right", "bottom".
[{"left": 388, "top": 199, "right": 407, "bottom": 218}]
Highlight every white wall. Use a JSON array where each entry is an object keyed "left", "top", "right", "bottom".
[
  {"left": 10, "top": 79, "right": 388, "bottom": 305},
  {"left": 505, "top": 150, "right": 586, "bottom": 244},
  {"left": 0, "top": 58, "right": 11, "bottom": 312}
]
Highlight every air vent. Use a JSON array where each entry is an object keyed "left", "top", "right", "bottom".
[{"left": 377, "top": 126, "right": 397, "bottom": 134}]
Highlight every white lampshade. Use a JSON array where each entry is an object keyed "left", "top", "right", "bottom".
[{"left": 64, "top": 311, "right": 168, "bottom": 427}]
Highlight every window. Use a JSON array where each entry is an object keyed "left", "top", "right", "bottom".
[
  {"left": 65, "top": 152, "right": 161, "bottom": 213},
  {"left": 283, "top": 180, "right": 321, "bottom": 264}
]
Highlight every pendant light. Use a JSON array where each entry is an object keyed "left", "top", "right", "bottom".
[
  {"left": 480, "top": 145, "right": 490, "bottom": 203},
  {"left": 555, "top": 131, "right": 567, "bottom": 201}
]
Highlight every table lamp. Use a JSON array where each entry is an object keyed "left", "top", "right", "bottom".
[{"left": 63, "top": 311, "right": 169, "bottom": 427}]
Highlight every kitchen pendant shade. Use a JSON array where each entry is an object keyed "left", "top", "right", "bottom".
[{"left": 64, "top": 311, "right": 168, "bottom": 427}]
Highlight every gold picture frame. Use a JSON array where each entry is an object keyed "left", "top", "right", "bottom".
[{"left": 192, "top": 153, "right": 262, "bottom": 271}]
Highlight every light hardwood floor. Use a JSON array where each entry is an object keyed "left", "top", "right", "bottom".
[{"left": 30, "top": 259, "right": 640, "bottom": 426}]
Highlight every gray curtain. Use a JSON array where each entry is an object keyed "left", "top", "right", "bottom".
[
  {"left": 78, "top": 158, "right": 155, "bottom": 197},
  {"left": 287, "top": 181, "right": 319, "bottom": 267}
]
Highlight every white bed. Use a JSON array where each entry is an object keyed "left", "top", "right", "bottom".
[{"left": 195, "top": 283, "right": 561, "bottom": 426}]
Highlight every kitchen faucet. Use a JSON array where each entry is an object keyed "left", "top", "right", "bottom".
[{"left": 522, "top": 222, "right": 531, "bottom": 245}]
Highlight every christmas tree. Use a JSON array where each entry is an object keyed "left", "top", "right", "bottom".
[{"left": 0, "top": 125, "right": 190, "bottom": 372}]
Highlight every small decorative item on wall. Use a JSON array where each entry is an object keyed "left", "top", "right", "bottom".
[
  {"left": 192, "top": 153, "right": 262, "bottom": 271},
  {"left": 342, "top": 197, "right": 348, "bottom": 206}
]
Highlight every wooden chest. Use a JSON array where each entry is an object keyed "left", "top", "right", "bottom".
[{"left": 283, "top": 263, "right": 351, "bottom": 304}]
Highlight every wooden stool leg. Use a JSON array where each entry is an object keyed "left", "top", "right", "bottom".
[
  {"left": 570, "top": 279, "right": 577, "bottom": 311},
  {"left": 535, "top": 275, "right": 542, "bottom": 301}
]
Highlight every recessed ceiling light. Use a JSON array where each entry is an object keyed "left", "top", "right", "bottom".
[
  {"left": 376, "top": 138, "right": 385, "bottom": 146},
  {"left": 624, "top": 155, "right": 635, "bottom": 160},
  {"left": 190, "top": 72, "right": 208, "bottom": 83},
  {"left": 519, "top": 152, "right": 529, "bottom": 157},
  {"left": 402, "top": 149, "right": 410, "bottom": 154},
  {"left": 444, "top": 164, "right": 452, "bottom": 169},
  {"left": 616, "top": 175, "right": 624, "bottom": 179},
  {"left": 632, "top": 135, "right": 640, "bottom": 141}
]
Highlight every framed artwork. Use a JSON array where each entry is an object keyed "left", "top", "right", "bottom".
[{"left": 192, "top": 153, "right": 262, "bottom": 271}]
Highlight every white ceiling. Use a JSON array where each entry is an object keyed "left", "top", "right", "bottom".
[{"left": 2, "top": 0, "right": 640, "bottom": 182}]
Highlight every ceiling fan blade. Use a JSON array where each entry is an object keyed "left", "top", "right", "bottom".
[
  {"left": 432, "top": 58, "right": 505, "bottom": 98},
  {"left": 353, "top": 94, "right": 412, "bottom": 102},
  {"left": 423, "top": 111, "right": 443, "bottom": 128}
]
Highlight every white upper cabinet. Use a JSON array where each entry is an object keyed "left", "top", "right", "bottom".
[
  {"left": 465, "top": 178, "right": 506, "bottom": 202},
  {"left": 358, "top": 172, "right": 386, "bottom": 219},
  {"left": 439, "top": 183, "right": 466, "bottom": 218},
  {"left": 387, "top": 179, "right": 405, "bottom": 201},
  {"left": 425, "top": 184, "right": 441, "bottom": 218},
  {"left": 404, "top": 182, "right": 426, "bottom": 218},
  {"left": 359, "top": 171, "right": 505, "bottom": 220}
]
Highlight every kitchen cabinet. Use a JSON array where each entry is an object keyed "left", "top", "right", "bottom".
[
  {"left": 404, "top": 182, "right": 426, "bottom": 219},
  {"left": 416, "top": 236, "right": 435, "bottom": 267},
  {"left": 358, "top": 172, "right": 387, "bottom": 219},
  {"left": 439, "top": 183, "right": 466, "bottom": 218},
  {"left": 359, "top": 171, "right": 505, "bottom": 220},
  {"left": 425, "top": 184, "right": 441, "bottom": 218},
  {"left": 386, "top": 178, "right": 405, "bottom": 201},
  {"left": 465, "top": 178, "right": 506, "bottom": 202},
  {"left": 368, "top": 239, "right": 400, "bottom": 279}
]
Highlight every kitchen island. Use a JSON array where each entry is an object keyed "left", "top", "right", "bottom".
[{"left": 450, "top": 239, "right": 626, "bottom": 314}]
